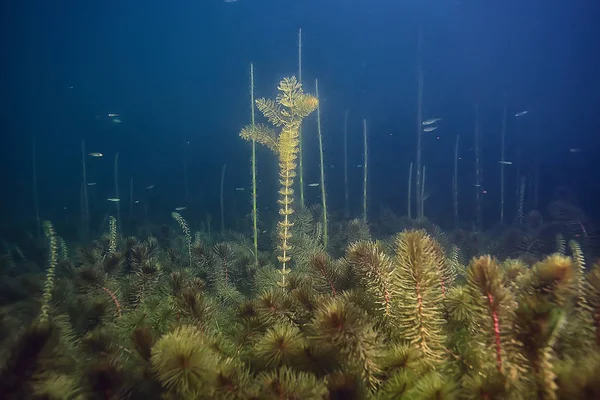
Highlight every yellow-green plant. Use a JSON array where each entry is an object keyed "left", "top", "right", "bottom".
[
  {"left": 394, "top": 230, "right": 447, "bottom": 365},
  {"left": 172, "top": 211, "right": 191, "bottom": 267},
  {"left": 250, "top": 63, "right": 259, "bottom": 265},
  {"left": 315, "top": 79, "right": 328, "bottom": 248},
  {"left": 297, "top": 28, "right": 305, "bottom": 208},
  {"left": 362, "top": 119, "right": 368, "bottom": 223},
  {"left": 240, "top": 76, "right": 318, "bottom": 288},
  {"left": 109, "top": 215, "right": 117, "bottom": 254},
  {"left": 40, "top": 220, "right": 58, "bottom": 323}
]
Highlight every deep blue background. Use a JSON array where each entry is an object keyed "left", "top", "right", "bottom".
[{"left": 1, "top": 0, "right": 599, "bottom": 233}]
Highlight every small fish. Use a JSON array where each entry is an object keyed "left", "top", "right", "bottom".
[
  {"left": 112, "top": 118, "right": 122, "bottom": 124},
  {"left": 88, "top": 152, "right": 103, "bottom": 157},
  {"left": 570, "top": 148, "right": 582, "bottom": 153},
  {"left": 423, "top": 126, "right": 438, "bottom": 132},
  {"left": 308, "top": 183, "right": 319, "bottom": 187},
  {"left": 515, "top": 110, "right": 528, "bottom": 117},
  {"left": 108, "top": 113, "right": 119, "bottom": 117},
  {"left": 357, "top": 164, "right": 363, "bottom": 168},
  {"left": 107, "top": 198, "right": 121, "bottom": 202},
  {"left": 235, "top": 187, "right": 245, "bottom": 191},
  {"left": 87, "top": 182, "right": 97, "bottom": 186},
  {"left": 499, "top": 161, "right": 513, "bottom": 165},
  {"left": 422, "top": 118, "right": 441, "bottom": 126},
  {"left": 145, "top": 184, "right": 155, "bottom": 190},
  {"left": 473, "top": 184, "right": 482, "bottom": 187},
  {"left": 134, "top": 200, "right": 140, "bottom": 204},
  {"left": 174, "top": 207, "right": 186, "bottom": 211}
]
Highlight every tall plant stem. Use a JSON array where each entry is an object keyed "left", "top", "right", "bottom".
[
  {"left": 408, "top": 162, "right": 413, "bottom": 219},
  {"left": 129, "top": 176, "right": 134, "bottom": 219},
  {"left": 315, "top": 79, "right": 328, "bottom": 247},
  {"left": 250, "top": 63, "right": 258, "bottom": 265},
  {"left": 183, "top": 142, "right": 189, "bottom": 206},
  {"left": 362, "top": 119, "right": 368, "bottom": 224},
  {"left": 343, "top": 110, "right": 349, "bottom": 219},
  {"left": 500, "top": 103, "right": 507, "bottom": 224},
  {"left": 81, "top": 140, "right": 89, "bottom": 235},
  {"left": 220, "top": 164, "right": 226, "bottom": 234},
  {"left": 453, "top": 135, "right": 459, "bottom": 228},
  {"left": 32, "top": 137, "right": 41, "bottom": 237},
  {"left": 297, "top": 28, "right": 305, "bottom": 208},
  {"left": 114, "top": 153, "right": 121, "bottom": 236},
  {"left": 415, "top": 25, "right": 424, "bottom": 219},
  {"left": 474, "top": 105, "right": 482, "bottom": 231},
  {"left": 420, "top": 166, "right": 426, "bottom": 218}
]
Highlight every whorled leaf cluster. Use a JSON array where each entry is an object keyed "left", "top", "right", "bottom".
[{"left": 2, "top": 214, "right": 600, "bottom": 400}]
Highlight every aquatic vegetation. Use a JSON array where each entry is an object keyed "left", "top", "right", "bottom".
[
  {"left": 1, "top": 214, "right": 600, "bottom": 399},
  {"left": 240, "top": 76, "right": 318, "bottom": 289}
]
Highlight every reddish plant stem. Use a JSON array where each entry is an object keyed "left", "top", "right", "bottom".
[
  {"left": 102, "top": 286, "right": 122, "bottom": 318},
  {"left": 316, "top": 264, "right": 337, "bottom": 295},
  {"left": 487, "top": 293, "right": 503, "bottom": 372}
]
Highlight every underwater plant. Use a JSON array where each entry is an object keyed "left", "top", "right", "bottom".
[
  {"left": 240, "top": 76, "right": 318, "bottom": 288},
  {"left": 314, "top": 79, "right": 328, "bottom": 248}
]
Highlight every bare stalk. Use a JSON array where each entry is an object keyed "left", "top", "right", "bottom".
[
  {"left": 420, "top": 166, "right": 426, "bottom": 219},
  {"left": 250, "top": 63, "right": 258, "bottom": 265},
  {"left": 408, "top": 162, "right": 413, "bottom": 219},
  {"left": 297, "top": 27, "right": 305, "bottom": 208},
  {"left": 32, "top": 137, "right": 41, "bottom": 237},
  {"left": 315, "top": 79, "right": 328, "bottom": 247},
  {"left": 344, "top": 109, "right": 349, "bottom": 219},
  {"left": 220, "top": 164, "right": 227, "bottom": 234},
  {"left": 114, "top": 153, "right": 121, "bottom": 236},
  {"left": 81, "top": 140, "right": 89, "bottom": 234},
  {"left": 362, "top": 119, "right": 368, "bottom": 223},
  {"left": 474, "top": 105, "right": 482, "bottom": 231},
  {"left": 500, "top": 103, "right": 506, "bottom": 224},
  {"left": 453, "top": 135, "right": 459, "bottom": 228},
  {"left": 415, "top": 25, "right": 424, "bottom": 219}
]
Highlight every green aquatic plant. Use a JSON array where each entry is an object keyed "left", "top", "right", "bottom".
[
  {"left": 250, "top": 63, "right": 259, "bottom": 266},
  {"left": 40, "top": 220, "right": 58, "bottom": 323},
  {"left": 108, "top": 215, "right": 117, "bottom": 254},
  {"left": 240, "top": 76, "right": 318, "bottom": 289},
  {"left": 151, "top": 325, "right": 221, "bottom": 396},
  {"left": 314, "top": 79, "right": 328, "bottom": 248},
  {"left": 172, "top": 211, "right": 192, "bottom": 267},
  {"left": 393, "top": 229, "right": 448, "bottom": 365}
]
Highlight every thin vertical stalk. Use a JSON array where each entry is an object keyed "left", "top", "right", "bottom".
[
  {"left": 416, "top": 25, "right": 424, "bottom": 219},
  {"left": 533, "top": 121, "right": 540, "bottom": 208},
  {"left": 129, "top": 176, "right": 134, "bottom": 219},
  {"left": 297, "top": 28, "right": 305, "bottom": 208},
  {"left": 220, "top": 164, "right": 227, "bottom": 234},
  {"left": 500, "top": 103, "right": 507, "bottom": 224},
  {"left": 81, "top": 140, "right": 89, "bottom": 234},
  {"left": 250, "top": 63, "right": 258, "bottom": 265},
  {"left": 517, "top": 176, "right": 526, "bottom": 225},
  {"left": 183, "top": 142, "right": 189, "bottom": 206},
  {"left": 362, "top": 119, "right": 368, "bottom": 224},
  {"left": 315, "top": 79, "right": 328, "bottom": 247},
  {"left": 453, "top": 135, "right": 459, "bottom": 228},
  {"left": 474, "top": 105, "right": 482, "bottom": 231},
  {"left": 343, "top": 110, "right": 349, "bottom": 219},
  {"left": 420, "top": 166, "right": 426, "bottom": 218},
  {"left": 32, "top": 137, "right": 41, "bottom": 237},
  {"left": 114, "top": 153, "right": 121, "bottom": 236},
  {"left": 408, "top": 162, "right": 413, "bottom": 219}
]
